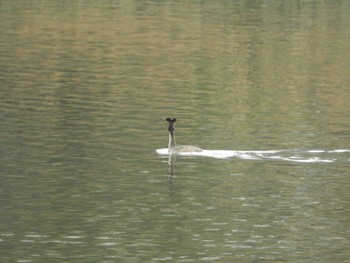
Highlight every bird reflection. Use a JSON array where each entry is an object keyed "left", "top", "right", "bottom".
[{"left": 168, "top": 154, "right": 176, "bottom": 177}]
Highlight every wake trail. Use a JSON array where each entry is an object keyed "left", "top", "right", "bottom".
[{"left": 156, "top": 149, "right": 350, "bottom": 163}]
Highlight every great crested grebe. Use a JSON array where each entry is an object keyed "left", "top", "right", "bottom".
[{"left": 166, "top": 118, "right": 202, "bottom": 154}]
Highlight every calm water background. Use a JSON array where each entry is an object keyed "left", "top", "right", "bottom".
[{"left": 1, "top": 1, "right": 349, "bottom": 262}]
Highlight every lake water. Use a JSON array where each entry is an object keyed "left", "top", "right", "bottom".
[{"left": 1, "top": 1, "right": 349, "bottom": 262}]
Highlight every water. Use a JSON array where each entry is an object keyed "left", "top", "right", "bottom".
[{"left": 1, "top": 1, "right": 349, "bottom": 262}]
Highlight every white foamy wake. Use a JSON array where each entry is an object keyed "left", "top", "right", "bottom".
[{"left": 156, "top": 148, "right": 350, "bottom": 163}]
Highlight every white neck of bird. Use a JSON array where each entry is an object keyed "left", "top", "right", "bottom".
[{"left": 168, "top": 131, "right": 176, "bottom": 149}]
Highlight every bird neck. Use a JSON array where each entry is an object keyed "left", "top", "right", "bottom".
[{"left": 168, "top": 131, "right": 176, "bottom": 150}]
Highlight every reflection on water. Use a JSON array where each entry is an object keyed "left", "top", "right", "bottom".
[{"left": 1, "top": 0, "right": 350, "bottom": 262}]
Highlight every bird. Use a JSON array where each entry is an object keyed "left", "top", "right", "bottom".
[{"left": 166, "top": 118, "right": 202, "bottom": 154}]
